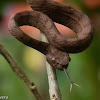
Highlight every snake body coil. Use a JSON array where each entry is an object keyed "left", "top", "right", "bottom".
[{"left": 8, "top": 0, "right": 93, "bottom": 70}]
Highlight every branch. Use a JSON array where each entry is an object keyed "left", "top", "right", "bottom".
[
  {"left": 0, "top": 43, "right": 42, "bottom": 100},
  {"left": 40, "top": 31, "right": 62, "bottom": 100}
]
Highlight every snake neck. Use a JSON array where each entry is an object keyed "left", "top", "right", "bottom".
[{"left": 26, "top": 0, "right": 48, "bottom": 9}]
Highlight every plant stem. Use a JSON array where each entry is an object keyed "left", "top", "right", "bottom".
[
  {"left": 0, "top": 43, "right": 42, "bottom": 100},
  {"left": 40, "top": 31, "right": 62, "bottom": 100}
]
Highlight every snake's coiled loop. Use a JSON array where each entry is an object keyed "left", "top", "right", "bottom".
[{"left": 8, "top": 0, "right": 93, "bottom": 70}]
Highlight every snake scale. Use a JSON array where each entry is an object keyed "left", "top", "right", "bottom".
[{"left": 8, "top": 0, "right": 93, "bottom": 81}]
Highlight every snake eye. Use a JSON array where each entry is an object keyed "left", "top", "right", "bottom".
[{"left": 52, "top": 58, "right": 55, "bottom": 61}]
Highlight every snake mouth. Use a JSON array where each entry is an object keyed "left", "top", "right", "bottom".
[
  {"left": 52, "top": 63, "right": 68, "bottom": 70},
  {"left": 56, "top": 64, "right": 68, "bottom": 70},
  {"left": 62, "top": 64, "right": 68, "bottom": 69}
]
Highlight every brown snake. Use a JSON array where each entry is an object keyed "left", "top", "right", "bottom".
[{"left": 8, "top": 0, "right": 93, "bottom": 88}]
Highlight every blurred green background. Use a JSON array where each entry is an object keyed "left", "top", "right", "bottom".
[{"left": 0, "top": 0, "right": 100, "bottom": 100}]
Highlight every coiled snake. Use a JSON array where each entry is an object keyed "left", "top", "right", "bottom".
[{"left": 8, "top": 0, "right": 93, "bottom": 87}]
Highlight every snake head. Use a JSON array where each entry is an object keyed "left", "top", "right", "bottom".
[{"left": 46, "top": 45, "right": 71, "bottom": 70}]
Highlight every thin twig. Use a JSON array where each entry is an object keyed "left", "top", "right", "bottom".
[
  {"left": 41, "top": 31, "right": 62, "bottom": 100},
  {"left": 0, "top": 43, "right": 42, "bottom": 100}
]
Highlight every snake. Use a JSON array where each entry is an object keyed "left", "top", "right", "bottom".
[{"left": 8, "top": 0, "right": 93, "bottom": 87}]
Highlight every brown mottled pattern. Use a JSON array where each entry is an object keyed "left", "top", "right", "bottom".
[{"left": 8, "top": 0, "right": 93, "bottom": 70}]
